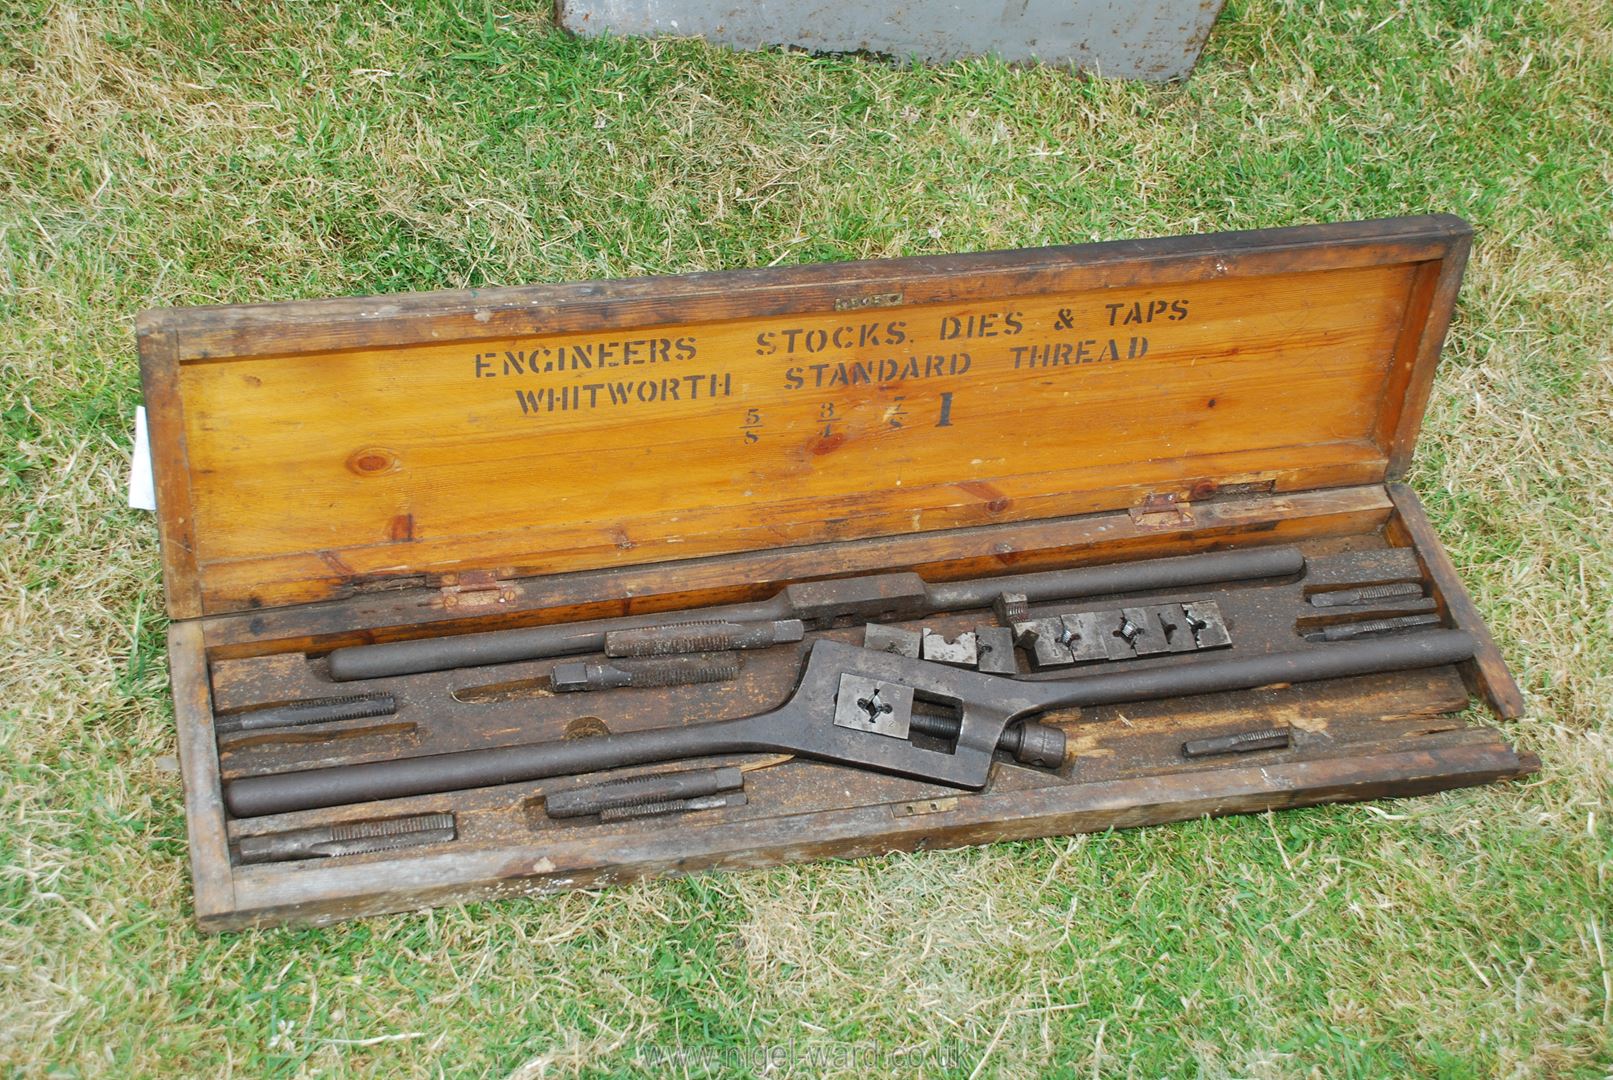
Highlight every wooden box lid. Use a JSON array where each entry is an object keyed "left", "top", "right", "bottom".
[{"left": 137, "top": 216, "right": 1471, "bottom": 620}]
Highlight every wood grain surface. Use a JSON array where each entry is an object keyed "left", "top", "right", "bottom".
[
  {"left": 138, "top": 218, "right": 1470, "bottom": 617},
  {"left": 140, "top": 217, "right": 1537, "bottom": 931}
]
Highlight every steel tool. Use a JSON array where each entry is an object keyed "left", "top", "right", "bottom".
[
  {"left": 1179, "top": 602, "right": 1232, "bottom": 648},
  {"left": 605, "top": 619, "right": 804, "bottom": 657},
  {"left": 214, "top": 692, "right": 396, "bottom": 736},
  {"left": 1303, "top": 613, "right": 1442, "bottom": 642},
  {"left": 1014, "top": 600, "right": 1231, "bottom": 669},
  {"left": 234, "top": 812, "right": 455, "bottom": 864},
  {"left": 1310, "top": 583, "right": 1423, "bottom": 607},
  {"left": 993, "top": 592, "right": 1031, "bottom": 625},
  {"left": 921, "top": 629, "right": 978, "bottom": 667},
  {"left": 599, "top": 794, "right": 741, "bottom": 822},
  {"left": 551, "top": 653, "right": 741, "bottom": 692},
  {"left": 1182, "top": 728, "right": 1292, "bottom": 758},
  {"left": 326, "top": 547, "right": 1307, "bottom": 680},
  {"left": 227, "top": 629, "right": 1475, "bottom": 817},
  {"left": 864, "top": 623, "right": 922, "bottom": 657},
  {"left": 974, "top": 626, "right": 1018, "bottom": 675},
  {"left": 545, "top": 766, "right": 745, "bottom": 819}
]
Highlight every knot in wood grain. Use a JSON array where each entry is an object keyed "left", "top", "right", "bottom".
[{"left": 347, "top": 447, "right": 399, "bottom": 476}]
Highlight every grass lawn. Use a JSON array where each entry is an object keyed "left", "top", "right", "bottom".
[{"left": 3, "top": 0, "right": 1610, "bottom": 1075}]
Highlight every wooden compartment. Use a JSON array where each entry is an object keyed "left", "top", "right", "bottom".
[{"left": 139, "top": 215, "right": 1532, "bottom": 930}]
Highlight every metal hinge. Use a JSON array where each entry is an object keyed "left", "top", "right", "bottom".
[
  {"left": 895, "top": 796, "right": 959, "bottom": 817},
  {"left": 438, "top": 568, "right": 518, "bottom": 609}
]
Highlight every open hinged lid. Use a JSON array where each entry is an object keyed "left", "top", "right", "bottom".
[{"left": 137, "top": 216, "right": 1471, "bottom": 620}]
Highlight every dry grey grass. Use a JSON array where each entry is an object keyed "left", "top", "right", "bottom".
[{"left": 2, "top": 0, "right": 1610, "bottom": 1076}]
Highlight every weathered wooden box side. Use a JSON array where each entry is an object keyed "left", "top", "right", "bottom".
[{"left": 167, "top": 510, "right": 1532, "bottom": 930}]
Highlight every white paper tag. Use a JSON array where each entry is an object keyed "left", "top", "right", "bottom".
[{"left": 129, "top": 405, "right": 156, "bottom": 511}]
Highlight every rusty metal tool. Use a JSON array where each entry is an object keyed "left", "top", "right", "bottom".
[
  {"left": 551, "top": 653, "right": 741, "bottom": 692},
  {"left": 1015, "top": 600, "right": 1231, "bottom": 669},
  {"left": 1182, "top": 727, "right": 1292, "bottom": 758},
  {"left": 993, "top": 592, "right": 1031, "bottom": 625},
  {"left": 605, "top": 619, "right": 804, "bottom": 657},
  {"left": 599, "top": 794, "right": 742, "bottom": 822},
  {"left": 326, "top": 547, "right": 1307, "bottom": 681},
  {"left": 1303, "top": 613, "right": 1442, "bottom": 642},
  {"left": 1180, "top": 602, "right": 1232, "bottom": 648},
  {"left": 864, "top": 623, "right": 922, "bottom": 657},
  {"left": 545, "top": 766, "right": 744, "bottom": 818},
  {"left": 1014, "top": 614, "right": 1097, "bottom": 668},
  {"left": 921, "top": 629, "right": 979, "bottom": 667},
  {"left": 234, "top": 812, "right": 455, "bottom": 864},
  {"left": 1105, "top": 608, "right": 1166, "bottom": 658},
  {"left": 975, "top": 626, "right": 1018, "bottom": 675},
  {"left": 1310, "top": 583, "right": 1424, "bottom": 607},
  {"left": 227, "top": 629, "right": 1474, "bottom": 817},
  {"left": 214, "top": 692, "right": 396, "bottom": 736}
]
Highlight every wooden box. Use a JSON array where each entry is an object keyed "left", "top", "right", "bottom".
[{"left": 138, "top": 215, "right": 1534, "bottom": 931}]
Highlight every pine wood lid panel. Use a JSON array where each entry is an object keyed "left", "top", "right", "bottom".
[{"left": 138, "top": 217, "right": 1470, "bottom": 616}]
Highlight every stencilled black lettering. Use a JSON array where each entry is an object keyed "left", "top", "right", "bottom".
[
  {"left": 1104, "top": 298, "right": 1189, "bottom": 326},
  {"left": 513, "top": 373, "right": 733, "bottom": 417},
  {"left": 492, "top": 293, "right": 1187, "bottom": 423},
  {"left": 781, "top": 352, "right": 971, "bottom": 391},
  {"left": 1008, "top": 337, "right": 1147, "bottom": 369},
  {"left": 474, "top": 335, "right": 698, "bottom": 378}
]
